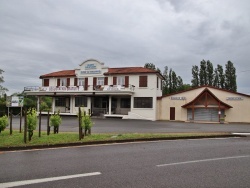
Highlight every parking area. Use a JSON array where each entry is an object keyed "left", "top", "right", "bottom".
[{"left": 8, "top": 116, "right": 250, "bottom": 134}]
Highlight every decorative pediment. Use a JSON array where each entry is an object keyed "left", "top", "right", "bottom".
[{"left": 182, "top": 88, "right": 232, "bottom": 109}]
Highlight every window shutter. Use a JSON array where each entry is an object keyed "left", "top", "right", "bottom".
[
  {"left": 74, "top": 78, "right": 78, "bottom": 86},
  {"left": 125, "top": 76, "right": 129, "bottom": 87},
  {"left": 84, "top": 78, "right": 88, "bottom": 91},
  {"left": 57, "top": 79, "right": 60, "bottom": 87},
  {"left": 43, "top": 79, "right": 49, "bottom": 86},
  {"left": 93, "top": 77, "right": 97, "bottom": 89},
  {"left": 113, "top": 77, "right": 117, "bottom": 85},
  {"left": 157, "top": 77, "right": 159, "bottom": 89},
  {"left": 67, "top": 78, "right": 70, "bottom": 86},
  {"left": 104, "top": 77, "right": 108, "bottom": 85},
  {"left": 139, "top": 76, "right": 147, "bottom": 87}
]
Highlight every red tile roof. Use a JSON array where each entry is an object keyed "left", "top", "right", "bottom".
[
  {"left": 39, "top": 70, "right": 75, "bottom": 78},
  {"left": 104, "top": 67, "right": 159, "bottom": 75}
]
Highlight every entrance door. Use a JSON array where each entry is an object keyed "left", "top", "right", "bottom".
[{"left": 170, "top": 107, "right": 175, "bottom": 120}]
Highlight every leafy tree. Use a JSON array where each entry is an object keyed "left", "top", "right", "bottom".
[
  {"left": 27, "top": 108, "right": 37, "bottom": 141},
  {"left": 144, "top": 63, "right": 156, "bottom": 70},
  {"left": 191, "top": 65, "right": 199, "bottom": 87},
  {"left": 0, "top": 69, "right": 8, "bottom": 97},
  {"left": 225, "top": 61, "right": 237, "bottom": 91},
  {"left": 162, "top": 66, "right": 169, "bottom": 94},
  {"left": 206, "top": 60, "right": 214, "bottom": 86},
  {"left": 217, "top": 65, "right": 225, "bottom": 89},
  {"left": 213, "top": 68, "right": 219, "bottom": 88},
  {"left": 199, "top": 60, "right": 207, "bottom": 85}
]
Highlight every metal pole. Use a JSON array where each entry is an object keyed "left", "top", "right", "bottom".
[
  {"left": 19, "top": 107, "right": 22, "bottom": 133},
  {"left": 10, "top": 110, "right": 12, "bottom": 135},
  {"left": 39, "top": 109, "right": 41, "bottom": 137},
  {"left": 24, "top": 108, "right": 27, "bottom": 143}
]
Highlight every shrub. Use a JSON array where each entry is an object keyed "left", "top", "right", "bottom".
[
  {"left": 0, "top": 115, "right": 9, "bottom": 133},
  {"left": 27, "top": 108, "right": 37, "bottom": 140},
  {"left": 50, "top": 112, "right": 62, "bottom": 134}
]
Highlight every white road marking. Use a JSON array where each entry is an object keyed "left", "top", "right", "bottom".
[
  {"left": 0, "top": 172, "right": 101, "bottom": 188},
  {"left": 157, "top": 155, "right": 250, "bottom": 167}
]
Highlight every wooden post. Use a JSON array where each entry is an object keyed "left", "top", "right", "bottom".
[
  {"left": 39, "top": 109, "right": 42, "bottom": 137},
  {"left": 47, "top": 111, "right": 50, "bottom": 135},
  {"left": 79, "top": 107, "right": 82, "bottom": 140},
  {"left": 24, "top": 108, "right": 27, "bottom": 143},
  {"left": 19, "top": 107, "right": 22, "bottom": 133},
  {"left": 10, "top": 110, "right": 12, "bottom": 135}
]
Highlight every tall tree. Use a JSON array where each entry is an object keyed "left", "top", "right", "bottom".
[
  {"left": 162, "top": 66, "right": 169, "bottom": 95},
  {"left": 213, "top": 68, "right": 219, "bottom": 88},
  {"left": 217, "top": 65, "right": 225, "bottom": 89},
  {"left": 0, "top": 69, "right": 8, "bottom": 97},
  {"left": 169, "top": 68, "right": 173, "bottom": 93},
  {"left": 206, "top": 60, "right": 214, "bottom": 86},
  {"left": 225, "top": 61, "right": 237, "bottom": 92},
  {"left": 191, "top": 65, "right": 199, "bottom": 87},
  {"left": 171, "top": 71, "right": 178, "bottom": 93},
  {"left": 199, "top": 60, "right": 207, "bottom": 85}
]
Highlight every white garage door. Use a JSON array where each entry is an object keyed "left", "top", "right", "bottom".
[{"left": 187, "top": 109, "right": 224, "bottom": 122}]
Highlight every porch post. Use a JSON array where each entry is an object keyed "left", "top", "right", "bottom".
[
  {"left": 37, "top": 96, "right": 40, "bottom": 112},
  {"left": 192, "top": 103, "right": 194, "bottom": 121},
  {"left": 52, "top": 97, "right": 55, "bottom": 113},
  {"left": 109, "top": 96, "right": 112, "bottom": 114}
]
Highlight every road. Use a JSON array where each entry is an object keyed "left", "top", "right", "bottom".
[
  {"left": 9, "top": 116, "right": 250, "bottom": 133},
  {"left": 0, "top": 137, "right": 250, "bottom": 187}
]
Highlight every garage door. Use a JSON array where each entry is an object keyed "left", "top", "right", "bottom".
[{"left": 187, "top": 109, "right": 224, "bottom": 122}]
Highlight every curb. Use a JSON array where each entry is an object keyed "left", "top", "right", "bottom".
[{"left": 0, "top": 134, "right": 245, "bottom": 152}]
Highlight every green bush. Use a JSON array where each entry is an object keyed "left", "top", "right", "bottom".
[
  {"left": 50, "top": 113, "right": 62, "bottom": 127},
  {"left": 26, "top": 108, "right": 37, "bottom": 140},
  {"left": 0, "top": 115, "right": 9, "bottom": 133}
]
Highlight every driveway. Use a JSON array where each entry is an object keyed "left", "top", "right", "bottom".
[{"left": 8, "top": 116, "right": 250, "bottom": 133}]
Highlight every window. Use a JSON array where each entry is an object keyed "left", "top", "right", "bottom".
[
  {"left": 117, "top": 76, "right": 125, "bottom": 85},
  {"left": 43, "top": 79, "right": 49, "bottom": 86},
  {"left": 55, "top": 97, "right": 66, "bottom": 107},
  {"left": 139, "top": 76, "right": 147, "bottom": 87},
  {"left": 97, "top": 77, "right": 104, "bottom": 85},
  {"left": 121, "top": 98, "right": 131, "bottom": 108},
  {"left": 61, "top": 78, "right": 67, "bottom": 86},
  {"left": 78, "top": 78, "right": 85, "bottom": 86},
  {"left": 134, "top": 97, "right": 152, "bottom": 108},
  {"left": 75, "top": 96, "right": 87, "bottom": 107}
]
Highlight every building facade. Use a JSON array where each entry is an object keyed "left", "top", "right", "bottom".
[
  {"left": 157, "top": 86, "right": 250, "bottom": 123},
  {"left": 24, "top": 59, "right": 164, "bottom": 121}
]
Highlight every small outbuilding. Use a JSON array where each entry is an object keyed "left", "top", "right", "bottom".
[{"left": 157, "top": 86, "right": 250, "bottom": 123}]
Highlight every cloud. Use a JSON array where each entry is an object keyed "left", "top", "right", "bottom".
[{"left": 0, "top": 0, "right": 250, "bottom": 94}]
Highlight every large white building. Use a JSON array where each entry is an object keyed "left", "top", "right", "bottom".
[{"left": 24, "top": 59, "right": 164, "bottom": 121}]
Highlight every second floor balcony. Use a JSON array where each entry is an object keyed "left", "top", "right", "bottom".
[{"left": 24, "top": 84, "right": 135, "bottom": 95}]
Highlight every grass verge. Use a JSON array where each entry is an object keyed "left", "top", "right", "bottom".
[{"left": 0, "top": 130, "right": 232, "bottom": 150}]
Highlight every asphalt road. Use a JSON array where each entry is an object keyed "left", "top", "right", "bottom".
[
  {"left": 0, "top": 137, "right": 250, "bottom": 188},
  {"left": 9, "top": 116, "right": 250, "bottom": 133}
]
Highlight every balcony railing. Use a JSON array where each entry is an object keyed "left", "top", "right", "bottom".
[{"left": 24, "top": 85, "right": 135, "bottom": 92}]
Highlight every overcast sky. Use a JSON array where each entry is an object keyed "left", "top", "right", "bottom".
[{"left": 1, "top": 0, "right": 250, "bottom": 95}]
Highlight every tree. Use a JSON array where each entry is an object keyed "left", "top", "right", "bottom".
[
  {"left": 217, "top": 65, "right": 225, "bottom": 89},
  {"left": 213, "top": 68, "right": 219, "bottom": 88},
  {"left": 0, "top": 69, "right": 8, "bottom": 97},
  {"left": 225, "top": 61, "right": 237, "bottom": 92},
  {"left": 162, "top": 66, "right": 169, "bottom": 95},
  {"left": 144, "top": 63, "right": 156, "bottom": 70},
  {"left": 206, "top": 60, "right": 214, "bottom": 86},
  {"left": 199, "top": 60, "right": 207, "bottom": 85},
  {"left": 191, "top": 65, "right": 199, "bottom": 87}
]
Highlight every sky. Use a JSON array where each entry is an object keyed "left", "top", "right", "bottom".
[{"left": 1, "top": 0, "right": 250, "bottom": 95}]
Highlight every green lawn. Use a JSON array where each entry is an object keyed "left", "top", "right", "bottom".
[{"left": 0, "top": 130, "right": 231, "bottom": 148}]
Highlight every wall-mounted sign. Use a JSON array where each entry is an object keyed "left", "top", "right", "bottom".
[
  {"left": 85, "top": 64, "right": 97, "bottom": 70},
  {"left": 170, "top": 96, "right": 186, "bottom": 100},
  {"left": 6, "top": 96, "right": 24, "bottom": 107},
  {"left": 226, "top": 97, "right": 243, "bottom": 100},
  {"left": 81, "top": 70, "right": 101, "bottom": 74}
]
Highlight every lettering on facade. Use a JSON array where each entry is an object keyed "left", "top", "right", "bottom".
[
  {"left": 226, "top": 97, "right": 243, "bottom": 100},
  {"left": 85, "top": 63, "right": 97, "bottom": 70},
  {"left": 170, "top": 96, "right": 186, "bottom": 100},
  {"left": 81, "top": 70, "right": 101, "bottom": 74}
]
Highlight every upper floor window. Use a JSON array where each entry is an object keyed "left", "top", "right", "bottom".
[
  {"left": 97, "top": 77, "right": 104, "bottom": 85},
  {"left": 78, "top": 78, "right": 85, "bottom": 86},
  {"left": 139, "top": 76, "right": 147, "bottom": 87},
  {"left": 43, "top": 79, "right": 49, "bottom": 87},
  {"left": 117, "top": 76, "right": 125, "bottom": 86},
  {"left": 61, "top": 78, "right": 67, "bottom": 86}
]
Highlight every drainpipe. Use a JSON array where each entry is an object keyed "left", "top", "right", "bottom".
[{"left": 109, "top": 96, "right": 112, "bottom": 114}]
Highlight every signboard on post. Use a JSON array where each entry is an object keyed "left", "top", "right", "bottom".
[{"left": 6, "top": 96, "right": 24, "bottom": 107}]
